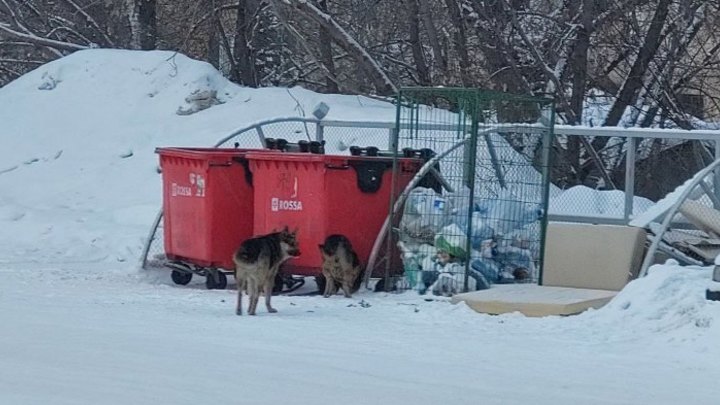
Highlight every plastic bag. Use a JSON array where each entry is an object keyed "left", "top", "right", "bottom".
[
  {"left": 479, "top": 194, "right": 543, "bottom": 237},
  {"left": 433, "top": 223, "right": 468, "bottom": 260},
  {"left": 400, "top": 187, "right": 450, "bottom": 244}
]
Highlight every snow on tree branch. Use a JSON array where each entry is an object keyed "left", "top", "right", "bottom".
[
  {"left": 268, "top": 0, "right": 397, "bottom": 96},
  {"left": 0, "top": 23, "right": 88, "bottom": 52}
]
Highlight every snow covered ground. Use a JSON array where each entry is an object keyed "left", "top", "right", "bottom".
[{"left": 1, "top": 50, "right": 719, "bottom": 404}]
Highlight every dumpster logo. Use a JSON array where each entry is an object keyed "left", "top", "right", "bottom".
[
  {"left": 171, "top": 173, "right": 205, "bottom": 198},
  {"left": 271, "top": 197, "right": 303, "bottom": 212},
  {"left": 190, "top": 173, "right": 206, "bottom": 197},
  {"left": 271, "top": 174, "right": 302, "bottom": 211}
]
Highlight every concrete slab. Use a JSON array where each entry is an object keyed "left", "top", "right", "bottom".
[{"left": 451, "top": 284, "right": 617, "bottom": 317}]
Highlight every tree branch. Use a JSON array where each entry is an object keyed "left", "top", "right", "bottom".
[
  {"left": 0, "top": 23, "right": 87, "bottom": 52},
  {"left": 505, "top": 0, "right": 616, "bottom": 189},
  {"left": 61, "top": 0, "right": 115, "bottom": 47},
  {"left": 268, "top": 0, "right": 397, "bottom": 96}
]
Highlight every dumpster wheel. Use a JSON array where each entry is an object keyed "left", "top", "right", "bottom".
[
  {"left": 206, "top": 269, "right": 228, "bottom": 290},
  {"left": 274, "top": 273, "right": 305, "bottom": 295},
  {"left": 171, "top": 269, "right": 192, "bottom": 285},
  {"left": 166, "top": 261, "right": 194, "bottom": 285}
]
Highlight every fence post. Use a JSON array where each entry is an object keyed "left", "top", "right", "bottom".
[
  {"left": 715, "top": 140, "right": 720, "bottom": 210},
  {"left": 315, "top": 122, "right": 324, "bottom": 144},
  {"left": 624, "top": 137, "right": 637, "bottom": 222},
  {"left": 463, "top": 103, "right": 479, "bottom": 293},
  {"left": 538, "top": 104, "right": 555, "bottom": 286}
]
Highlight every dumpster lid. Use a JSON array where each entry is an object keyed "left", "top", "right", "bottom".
[
  {"left": 155, "top": 147, "right": 260, "bottom": 157},
  {"left": 245, "top": 151, "right": 327, "bottom": 162}
]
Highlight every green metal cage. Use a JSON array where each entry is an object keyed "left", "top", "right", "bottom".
[{"left": 381, "top": 87, "right": 555, "bottom": 295}]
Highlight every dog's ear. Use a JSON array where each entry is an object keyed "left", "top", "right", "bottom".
[
  {"left": 292, "top": 226, "right": 299, "bottom": 235},
  {"left": 282, "top": 225, "right": 289, "bottom": 233},
  {"left": 318, "top": 244, "right": 324, "bottom": 252}
]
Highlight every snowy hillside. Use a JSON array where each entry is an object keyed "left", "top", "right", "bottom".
[
  {"left": 0, "top": 49, "right": 402, "bottom": 265},
  {"left": 1, "top": 50, "right": 719, "bottom": 405}
]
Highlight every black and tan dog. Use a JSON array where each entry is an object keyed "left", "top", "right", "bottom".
[
  {"left": 319, "top": 234, "right": 364, "bottom": 298},
  {"left": 233, "top": 227, "right": 300, "bottom": 315}
]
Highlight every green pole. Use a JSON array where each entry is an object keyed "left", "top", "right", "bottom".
[
  {"left": 463, "top": 95, "right": 479, "bottom": 292},
  {"left": 538, "top": 99, "right": 555, "bottom": 286}
]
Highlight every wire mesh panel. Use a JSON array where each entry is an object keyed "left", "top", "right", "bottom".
[
  {"left": 546, "top": 134, "right": 715, "bottom": 224},
  {"left": 320, "top": 125, "right": 394, "bottom": 154},
  {"left": 387, "top": 87, "right": 554, "bottom": 296},
  {"left": 215, "top": 120, "right": 314, "bottom": 149}
]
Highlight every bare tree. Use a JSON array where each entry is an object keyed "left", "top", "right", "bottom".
[
  {"left": 126, "top": 0, "right": 157, "bottom": 50},
  {"left": 404, "top": 0, "right": 431, "bottom": 85},
  {"left": 603, "top": 0, "right": 672, "bottom": 126},
  {"left": 316, "top": 0, "right": 338, "bottom": 93},
  {"left": 267, "top": 0, "right": 397, "bottom": 96}
]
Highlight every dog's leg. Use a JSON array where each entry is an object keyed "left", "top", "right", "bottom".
[
  {"left": 247, "top": 278, "right": 258, "bottom": 316},
  {"left": 252, "top": 280, "right": 262, "bottom": 316},
  {"left": 327, "top": 277, "right": 337, "bottom": 297},
  {"left": 322, "top": 271, "right": 332, "bottom": 298},
  {"left": 341, "top": 279, "right": 353, "bottom": 298},
  {"left": 235, "top": 272, "right": 244, "bottom": 316},
  {"left": 264, "top": 279, "right": 277, "bottom": 313}
]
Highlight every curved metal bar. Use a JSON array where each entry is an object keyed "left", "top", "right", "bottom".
[
  {"left": 638, "top": 158, "right": 720, "bottom": 277},
  {"left": 140, "top": 209, "right": 164, "bottom": 269},
  {"left": 363, "top": 136, "right": 472, "bottom": 289},
  {"left": 213, "top": 117, "right": 320, "bottom": 147}
]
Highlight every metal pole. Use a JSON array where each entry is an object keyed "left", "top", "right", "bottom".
[
  {"left": 256, "top": 126, "right": 266, "bottom": 147},
  {"left": 140, "top": 210, "right": 164, "bottom": 270},
  {"left": 639, "top": 158, "right": 720, "bottom": 277},
  {"left": 316, "top": 122, "right": 324, "bottom": 144},
  {"left": 463, "top": 104, "right": 479, "bottom": 293},
  {"left": 382, "top": 92, "right": 403, "bottom": 292},
  {"left": 714, "top": 140, "right": 720, "bottom": 210},
  {"left": 483, "top": 133, "right": 507, "bottom": 189},
  {"left": 624, "top": 137, "right": 637, "bottom": 222},
  {"left": 538, "top": 102, "right": 556, "bottom": 286},
  {"left": 363, "top": 137, "right": 472, "bottom": 289}
]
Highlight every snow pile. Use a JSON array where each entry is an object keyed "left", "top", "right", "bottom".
[
  {"left": 586, "top": 263, "right": 720, "bottom": 343},
  {"left": 0, "top": 49, "right": 400, "bottom": 265},
  {"left": 550, "top": 185, "right": 655, "bottom": 219}
]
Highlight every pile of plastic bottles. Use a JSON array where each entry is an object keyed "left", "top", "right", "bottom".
[{"left": 398, "top": 186, "right": 542, "bottom": 295}]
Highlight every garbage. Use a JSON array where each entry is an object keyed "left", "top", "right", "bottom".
[
  {"left": 400, "top": 187, "right": 452, "bottom": 244},
  {"left": 398, "top": 186, "right": 542, "bottom": 296},
  {"left": 433, "top": 223, "right": 468, "bottom": 261}
]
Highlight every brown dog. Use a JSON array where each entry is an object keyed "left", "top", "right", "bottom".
[
  {"left": 319, "top": 234, "right": 364, "bottom": 298},
  {"left": 233, "top": 227, "right": 300, "bottom": 315}
]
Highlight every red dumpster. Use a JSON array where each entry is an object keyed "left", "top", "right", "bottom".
[
  {"left": 247, "top": 152, "right": 423, "bottom": 276},
  {"left": 156, "top": 147, "right": 256, "bottom": 270}
]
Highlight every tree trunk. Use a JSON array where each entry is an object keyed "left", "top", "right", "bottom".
[
  {"left": 207, "top": 1, "right": 220, "bottom": 69},
  {"left": 233, "top": 0, "right": 259, "bottom": 87},
  {"left": 127, "top": 0, "right": 156, "bottom": 50},
  {"left": 404, "top": 0, "right": 431, "bottom": 85},
  {"left": 443, "top": 0, "right": 471, "bottom": 86},
  {"left": 603, "top": 0, "right": 671, "bottom": 126},
  {"left": 417, "top": 0, "right": 446, "bottom": 73},
  {"left": 467, "top": 1, "right": 530, "bottom": 94},
  {"left": 568, "top": 0, "right": 593, "bottom": 125},
  {"left": 317, "top": 0, "right": 339, "bottom": 93}
]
